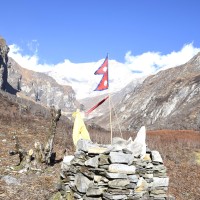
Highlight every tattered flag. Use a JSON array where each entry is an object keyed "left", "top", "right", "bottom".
[{"left": 94, "top": 55, "right": 108, "bottom": 91}]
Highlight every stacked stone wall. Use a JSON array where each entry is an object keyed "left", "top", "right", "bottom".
[{"left": 58, "top": 139, "right": 172, "bottom": 200}]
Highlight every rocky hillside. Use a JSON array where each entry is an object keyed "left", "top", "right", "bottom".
[
  {"left": 85, "top": 52, "right": 200, "bottom": 131},
  {"left": 0, "top": 36, "right": 79, "bottom": 114},
  {"left": 0, "top": 36, "right": 10, "bottom": 91}
]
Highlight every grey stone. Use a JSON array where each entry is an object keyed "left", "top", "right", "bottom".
[
  {"left": 77, "top": 139, "right": 94, "bottom": 152},
  {"left": 150, "top": 189, "right": 166, "bottom": 195},
  {"left": 86, "top": 185, "right": 106, "bottom": 196},
  {"left": 107, "top": 188, "right": 131, "bottom": 195},
  {"left": 74, "top": 173, "right": 92, "bottom": 193},
  {"left": 89, "top": 167, "right": 106, "bottom": 173},
  {"left": 135, "top": 177, "right": 148, "bottom": 192},
  {"left": 152, "top": 177, "right": 169, "bottom": 187},
  {"left": 103, "top": 193, "right": 127, "bottom": 200},
  {"left": 151, "top": 151, "right": 163, "bottom": 164},
  {"left": 105, "top": 172, "right": 128, "bottom": 179},
  {"left": 128, "top": 175, "right": 139, "bottom": 183},
  {"left": 71, "top": 157, "right": 86, "bottom": 166},
  {"left": 108, "top": 179, "right": 130, "bottom": 188},
  {"left": 84, "top": 196, "right": 102, "bottom": 200},
  {"left": 58, "top": 137, "right": 170, "bottom": 200},
  {"left": 94, "top": 175, "right": 102, "bottom": 182},
  {"left": 75, "top": 151, "right": 87, "bottom": 159},
  {"left": 97, "top": 181, "right": 108, "bottom": 186},
  {"left": 88, "top": 146, "right": 110, "bottom": 154},
  {"left": 127, "top": 126, "right": 146, "bottom": 159},
  {"left": 112, "top": 137, "right": 128, "bottom": 151},
  {"left": 109, "top": 152, "right": 131, "bottom": 164},
  {"left": 79, "top": 166, "right": 95, "bottom": 179},
  {"left": 126, "top": 182, "right": 137, "bottom": 189},
  {"left": 74, "top": 192, "right": 82, "bottom": 199},
  {"left": 98, "top": 154, "right": 110, "bottom": 165},
  {"left": 166, "top": 195, "right": 176, "bottom": 200},
  {"left": 85, "top": 155, "right": 99, "bottom": 168},
  {"left": 62, "top": 155, "right": 74, "bottom": 165},
  {"left": 100, "top": 164, "right": 109, "bottom": 169},
  {"left": 1, "top": 175, "right": 20, "bottom": 185},
  {"left": 109, "top": 164, "right": 136, "bottom": 174}
]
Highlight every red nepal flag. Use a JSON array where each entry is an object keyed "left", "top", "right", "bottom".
[{"left": 94, "top": 56, "right": 109, "bottom": 91}]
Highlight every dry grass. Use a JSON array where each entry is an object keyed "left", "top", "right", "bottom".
[
  {"left": 0, "top": 94, "right": 200, "bottom": 200},
  {"left": 91, "top": 129, "right": 200, "bottom": 200}
]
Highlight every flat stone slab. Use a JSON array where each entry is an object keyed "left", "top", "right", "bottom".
[
  {"left": 106, "top": 172, "right": 128, "bottom": 179},
  {"left": 86, "top": 186, "right": 106, "bottom": 196},
  {"left": 109, "top": 152, "right": 131, "bottom": 164},
  {"left": 88, "top": 146, "right": 109, "bottom": 154},
  {"left": 108, "top": 164, "right": 136, "bottom": 174},
  {"left": 62, "top": 155, "right": 74, "bottom": 165},
  {"left": 152, "top": 177, "right": 169, "bottom": 187},
  {"left": 151, "top": 151, "right": 163, "bottom": 164},
  {"left": 74, "top": 173, "right": 91, "bottom": 193},
  {"left": 103, "top": 193, "right": 128, "bottom": 200},
  {"left": 108, "top": 179, "right": 130, "bottom": 188},
  {"left": 85, "top": 155, "right": 99, "bottom": 168}
]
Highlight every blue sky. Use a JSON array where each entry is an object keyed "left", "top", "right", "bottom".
[
  {"left": 1, "top": 0, "right": 200, "bottom": 63},
  {"left": 1, "top": 0, "right": 200, "bottom": 98}
]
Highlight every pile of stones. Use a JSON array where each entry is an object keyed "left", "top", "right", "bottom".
[{"left": 58, "top": 137, "right": 171, "bottom": 200}]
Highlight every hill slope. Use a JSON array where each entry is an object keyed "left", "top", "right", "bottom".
[{"left": 84, "top": 52, "right": 200, "bottom": 131}]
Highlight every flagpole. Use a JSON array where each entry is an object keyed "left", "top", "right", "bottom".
[
  {"left": 109, "top": 91, "right": 113, "bottom": 144},
  {"left": 93, "top": 53, "right": 112, "bottom": 144},
  {"left": 108, "top": 54, "right": 113, "bottom": 144}
]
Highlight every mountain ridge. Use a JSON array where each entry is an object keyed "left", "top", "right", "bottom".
[
  {"left": 0, "top": 36, "right": 79, "bottom": 115},
  {"left": 83, "top": 52, "right": 200, "bottom": 132}
]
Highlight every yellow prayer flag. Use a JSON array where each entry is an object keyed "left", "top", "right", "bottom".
[{"left": 72, "top": 109, "right": 91, "bottom": 146}]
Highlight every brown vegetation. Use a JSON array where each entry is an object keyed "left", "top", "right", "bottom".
[
  {"left": 0, "top": 93, "right": 200, "bottom": 199},
  {"left": 93, "top": 129, "right": 200, "bottom": 200}
]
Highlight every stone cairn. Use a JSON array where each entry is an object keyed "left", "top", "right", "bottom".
[{"left": 59, "top": 127, "right": 171, "bottom": 200}]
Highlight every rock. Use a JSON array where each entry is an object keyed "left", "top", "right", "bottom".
[
  {"left": 61, "top": 155, "right": 74, "bottom": 170},
  {"left": 108, "top": 164, "right": 136, "bottom": 174},
  {"left": 94, "top": 175, "right": 102, "bottom": 182},
  {"left": 94, "top": 52, "right": 200, "bottom": 132},
  {"left": 0, "top": 37, "right": 10, "bottom": 91},
  {"left": 99, "top": 154, "right": 110, "bottom": 166},
  {"left": 151, "top": 151, "right": 163, "bottom": 164},
  {"left": 103, "top": 193, "right": 127, "bottom": 200},
  {"left": 74, "top": 173, "right": 92, "bottom": 193},
  {"left": 109, "top": 152, "right": 131, "bottom": 164},
  {"left": 50, "top": 192, "right": 63, "bottom": 200},
  {"left": 77, "top": 139, "right": 94, "bottom": 152},
  {"left": 86, "top": 185, "right": 106, "bottom": 196},
  {"left": 79, "top": 166, "right": 95, "bottom": 179},
  {"left": 127, "top": 126, "right": 146, "bottom": 159},
  {"left": 128, "top": 174, "right": 139, "bottom": 183},
  {"left": 56, "top": 136, "right": 171, "bottom": 200},
  {"left": 108, "top": 179, "right": 130, "bottom": 188},
  {"left": 105, "top": 172, "right": 128, "bottom": 179},
  {"left": 1, "top": 175, "right": 20, "bottom": 185},
  {"left": 85, "top": 155, "right": 99, "bottom": 168},
  {"left": 84, "top": 196, "right": 102, "bottom": 200},
  {"left": 152, "top": 177, "right": 169, "bottom": 187},
  {"left": 166, "top": 195, "right": 176, "bottom": 200},
  {"left": 112, "top": 137, "right": 128, "bottom": 151},
  {"left": 88, "top": 146, "right": 110, "bottom": 154},
  {"left": 135, "top": 177, "right": 148, "bottom": 192},
  {"left": 62, "top": 155, "right": 74, "bottom": 165}
]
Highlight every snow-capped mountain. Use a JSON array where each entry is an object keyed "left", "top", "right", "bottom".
[{"left": 45, "top": 59, "right": 140, "bottom": 100}]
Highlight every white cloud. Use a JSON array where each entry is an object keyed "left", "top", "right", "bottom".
[
  {"left": 125, "top": 43, "right": 200, "bottom": 75},
  {"left": 8, "top": 43, "right": 200, "bottom": 99},
  {"left": 9, "top": 44, "right": 52, "bottom": 72},
  {"left": 27, "top": 39, "right": 39, "bottom": 54}
]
